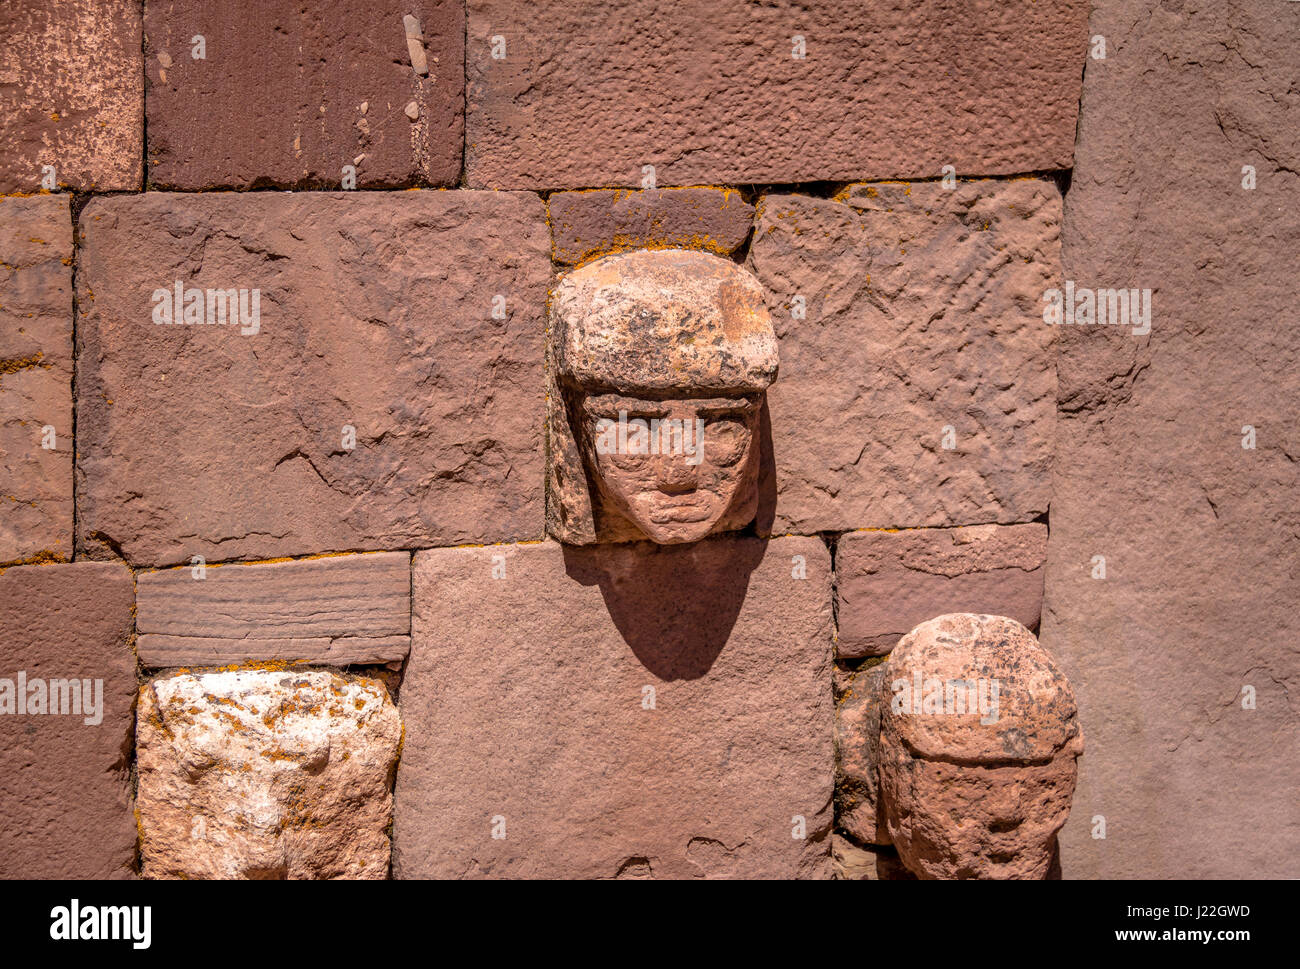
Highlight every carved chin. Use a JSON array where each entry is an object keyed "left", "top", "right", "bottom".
[{"left": 627, "top": 494, "right": 723, "bottom": 543}]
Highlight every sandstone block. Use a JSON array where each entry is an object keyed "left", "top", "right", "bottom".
[
  {"left": 395, "top": 535, "right": 834, "bottom": 878},
  {"left": 76, "top": 191, "right": 550, "bottom": 566},
  {"left": 834, "top": 662, "right": 888, "bottom": 846},
  {"left": 0, "top": 562, "right": 137, "bottom": 878},
  {"left": 136, "top": 551, "right": 411, "bottom": 669},
  {"left": 748, "top": 180, "right": 1060, "bottom": 534},
  {"left": 137, "top": 668, "right": 403, "bottom": 879},
  {"left": 144, "top": 0, "right": 463, "bottom": 189}
]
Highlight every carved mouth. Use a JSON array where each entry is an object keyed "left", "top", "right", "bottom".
[{"left": 645, "top": 495, "right": 712, "bottom": 524}]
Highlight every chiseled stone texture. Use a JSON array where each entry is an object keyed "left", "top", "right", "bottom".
[
  {"left": 834, "top": 662, "right": 888, "bottom": 846},
  {"left": 836, "top": 524, "right": 1047, "bottom": 658},
  {"left": 0, "top": 562, "right": 137, "bottom": 879},
  {"left": 137, "top": 668, "right": 403, "bottom": 880},
  {"left": 1, "top": 196, "right": 73, "bottom": 564},
  {"left": 396, "top": 535, "right": 833, "bottom": 878},
  {"left": 748, "top": 180, "right": 1060, "bottom": 534},
  {"left": 548, "top": 188, "right": 755, "bottom": 266},
  {"left": 1045, "top": 0, "right": 1300, "bottom": 879},
  {"left": 466, "top": 0, "right": 1089, "bottom": 188},
  {"left": 145, "top": 0, "right": 463, "bottom": 189},
  {"left": 0, "top": 0, "right": 143, "bottom": 192},
  {"left": 136, "top": 552, "right": 411, "bottom": 669},
  {"left": 76, "top": 191, "right": 549, "bottom": 567}
]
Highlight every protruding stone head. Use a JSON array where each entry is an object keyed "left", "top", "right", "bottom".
[
  {"left": 877, "top": 614, "right": 1084, "bottom": 880},
  {"left": 547, "top": 248, "right": 778, "bottom": 545}
]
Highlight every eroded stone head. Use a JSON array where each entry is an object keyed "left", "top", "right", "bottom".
[
  {"left": 547, "top": 248, "right": 778, "bottom": 545},
  {"left": 877, "top": 613, "right": 1084, "bottom": 879}
]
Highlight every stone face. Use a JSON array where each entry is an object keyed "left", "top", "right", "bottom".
[
  {"left": 396, "top": 535, "right": 833, "bottom": 878},
  {"left": 144, "top": 0, "right": 463, "bottom": 189},
  {"left": 1, "top": 197, "right": 74, "bottom": 565},
  {"left": 465, "top": 0, "right": 1089, "bottom": 188},
  {"left": 0, "top": 562, "right": 137, "bottom": 879},
  {"left": 76, "top": 191, "right": 550, "bottom": 567},
  {"left": 1045, "top": 0, "right": 1300, "bottom": 879},
  {"left": 748, "top": 180, "right": 1060, "bottom": 534},
  {"left": 0, "top": 0, "right": 143, "bottom": 192},
  {"left": 548, "top": 188, "right": 755, "bottom": 266},
  {"left": 878, "top": 614, "right": 1083, "bottom": 880},
  {"left": 836, "top": 524, "right": 1047, "bottom": 658},
  {"left": 136, "top": 552, "right": 411, "bottom": 669},
  {"left": 834, "top": 662, "right": 888, "bottom": 846},
  {"left": 137, "top": 668, "right": 403, "bottom": 880},
  {"left": 548, "top": 249, "right": 778, "bottom": 545}
]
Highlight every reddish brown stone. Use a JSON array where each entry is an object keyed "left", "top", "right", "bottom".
[
  {"left": 76, "top": 191, "right": 549, "bottom": 567},
  {"left": 1046, "top": 0, "right": 1300, "bottom": 879},
  {"left": 0, "top": 196, "right": 73, "bottom": 565},
  {"left": 748, "top": 180, "right": 1060, "bottom": 534},
  {"left": 0, "top": 0, "right": 143, "bottom": 192},
  {"left": 548, "top": 188, "right": 755, "bottom": 266},
  {"left": 466, "top": 0, "right": 1089, "bottom": 189},
  {"left": 145, "top": 1, "right": 463, "bottom": 189},
  {"left": 834, "top": 662, "right": 888, "bottom": 846},
  {"left": 136, "top": 552, "right": 411, "bottom": 669},
  {"left": 836, "top": 524, "right": 1047, "bottom": 658},
  {"left": 0, "top": 562, "right": 137, "bottom": 879},
  {"left": 395, "top": 535, "right": 833, "bottom": 878}
]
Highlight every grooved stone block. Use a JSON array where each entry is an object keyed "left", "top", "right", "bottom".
[
  {"left": 76, "top": 191, "right": 550, "bottom": 567},
  {"left": 748, "top": 180, "right": 1060, "bottom": 534},
  {"left": 1, "top": 196, "right": 73, "bottom": 565},
  {"left": 547, "top": 188, "right": 755, "bottom": 265},
  {"left": 836, "top": 524, "right": 1047, "bottom": 659},
  {"left": 0, "top": 0, "right": 143, "bottom": 193},
  {"left": 144, "top": 0, "right": 464, "bottom": 189},
  {"left": 136, "top": 552, "right": 411, "bottom": 669},
  {"left": 396, "top": 535, "right": 834, "bottom": 879},
  {"left": 0, "top": 562, "right": 137, "bottom": 879},
  {"left": 465, "top": 0, "right": 1089, "bottom": 189}
]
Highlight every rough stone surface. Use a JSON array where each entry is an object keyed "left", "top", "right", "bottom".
[
  {"left": 144, "top": 0, "right": 463, "bottom": 189},
  {"left": 1, "top": 196, "right": 73, "bottom": 564},
  {"left": 878, "top": 614, "right": 1083, "bottom": 880},
  {"left": 834, "top": 661, "right": 888, "bottom": 846},
  {"left": 748, "top": 180, "right": 1060, "bottom": 534},
  {"left": 1045, "top": 0, "right": 1300, "bottom": 879},
  {"left": 76, "top": 191, "right": 550, "bottom": 567},
  {"left": 836, "top": 524, "right": 1047, "bottom": 658},
  {"left": 0, "top": 562, "right": 137, "bottom": 879},
  {"left": 548, "top": 249, "right": 778, "bottom": 545},
  {"left": 548, "top": 188, "right": 755, "bottom": 266},
  {"left": 465, "top": 0, "right": 1089, "bottom": 188},
  {"left": 137, "top": 668, "right": 403, "bottom": 880},
  {"left": 831, "top": 834, "right": 912, "bottom": 881},
  {"left": 136, "top": 552, "right": 411, "bottom": 669},
  {"left": 0, "top": 0, "right": 143, "bottom": 192},
  {"left": 396, "top": 535, "right": 833, "bottom": 878}
]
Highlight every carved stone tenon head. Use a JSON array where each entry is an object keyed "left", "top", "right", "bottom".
[{"left": 546, "top": 248, "right": 778, "bottom": 545}]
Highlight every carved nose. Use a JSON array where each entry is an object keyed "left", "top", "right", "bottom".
[{"left": 655, "top": 455, "right": 698, "bottom": 492}]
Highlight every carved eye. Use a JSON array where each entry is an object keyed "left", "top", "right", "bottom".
[{"left": 704, "top": 417, "right": 749, "bottom": 466}]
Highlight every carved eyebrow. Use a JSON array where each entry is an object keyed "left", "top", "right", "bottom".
[
  {"left": 695, "top": 397, "right": 760, "bottom": 416},
  {"left": 582, "top": 395, "right": 669, "bottom": 416}
]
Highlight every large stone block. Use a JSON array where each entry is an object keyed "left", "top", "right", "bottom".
[
  {"left": 76, "top": 191, "right": 550, "bottom": 567},
  {"left": 0, "top": 562, "right": 137, "bottom": 878},
  {"left": 136, "top": 551, "right": 411, "bottom": 669},
  {"left": 0, "top": 196, "right": 73, "bottom": 565},
  {"left": 836, "top": 524, "right": 1047, "bottom": 658},
  {"left": 465, "top": 0, "right": 1089, "bottom": 189},
  {"left": 748, "top": 180, "right": 1060, "bottom": 534},
  {"left": 1045, "top": 0, "right": 1300, "bottom": 879},
  {"left": 0, "top": 0, "right": 143, "bottom": 192},
  {"left": 145, "top": 0, "right": 463, "bottom": 189},
  {"left": 396, "top": 535, "right": 834, "bottom": 878}
]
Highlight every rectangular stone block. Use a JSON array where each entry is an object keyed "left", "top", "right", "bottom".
[
  {"left": 466, "top": 0, "right": 1089, "bottom": 189},
  {"left": 137, "top": 551, "right": 411, "bottom": 669},
  {"left": 548, "top": 187, "right": 754, "bottom": 265},
  {"left": 836, "top": 524, "right": 1048, "bottom": 659},
  {"left": 748, "top": 180, "right": 1060, "bottom": 534},
  {"left": 0, "top": 562, "right": 138, "bottom": 878},
  {"left": 76, "top": 190, "right": 550, "bottom": 567},
  {"left": 396, "top": 535, "right": 834, "bottom": 878},
  {"left": 0, "top": 0, "right": 143, "bottom": 192},
  {"left": 145, "top": 0, "right": 463, "bottom": 189},
  {"left": 1, "top": 196, "right": 73, "bottom": 565}
]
